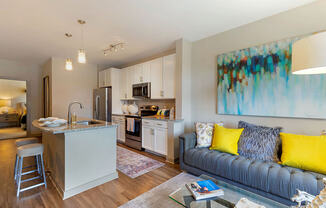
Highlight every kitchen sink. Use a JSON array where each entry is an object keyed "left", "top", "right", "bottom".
[{"left": 75, "top": 120, "right": 102, "bottom": 125}]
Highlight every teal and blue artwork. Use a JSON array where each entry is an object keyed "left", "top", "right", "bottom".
[{"left": 217, "top": 38, "right": 326, "bottom": 119}]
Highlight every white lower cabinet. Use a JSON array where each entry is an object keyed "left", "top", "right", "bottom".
[
  {"left": 112, "top": 115, "right": 126, "bottom": 143},
  {"left": 142, "top": 126, "right": 155, "bottom": 150},
  {"left": 154, "top": 128, "right": 168, "bottom": 155},
  {"left": 142, "top": 120, "right": 168, "bottom": 155}
]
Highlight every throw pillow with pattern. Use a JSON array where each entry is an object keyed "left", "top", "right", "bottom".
[
  {"left": 195, "top": 122, "right": 223, "bottom": 148},
  {"left": 238, "top": 121, "right": 282, "bottom": 162}
]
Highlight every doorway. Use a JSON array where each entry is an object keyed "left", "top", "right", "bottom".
[{"left": 0, "top": 79, "right": 27, "bottom": 140}]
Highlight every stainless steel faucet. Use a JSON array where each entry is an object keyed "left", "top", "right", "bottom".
[{"left": 68, "top": 101, "right": 84, "bottom": 124}]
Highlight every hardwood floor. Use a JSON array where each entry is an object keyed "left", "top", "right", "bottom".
[{"left": 0, "top": 139, "right": 181, "bottom": 208}]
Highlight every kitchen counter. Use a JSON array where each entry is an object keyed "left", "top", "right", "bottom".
[
  {"left": 113, "top": 113, "right": 183, "bottom": 122},
  {"left": 142, "top": 115, "right": 184, "bottom": 122},
  {"left": 32, "top": 119, "right": 117, "bottom": 134},
  {"left": 33, "top": 118, "right": 118, "bottom": 200},
  {"left": 112, "top": 113, "right": 127, "bottom": 116}
]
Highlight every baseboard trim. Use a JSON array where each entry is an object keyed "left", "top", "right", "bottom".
[{"left": 49, "top": 171, "right": 119, "bottom": 200}]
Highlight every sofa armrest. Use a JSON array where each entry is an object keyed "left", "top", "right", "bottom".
[
  {"left": 179, "top": 133, "right": 197, "bottom": 151},
  {"left": 179, "top": 132, "right": 196, "bottom": 169}
]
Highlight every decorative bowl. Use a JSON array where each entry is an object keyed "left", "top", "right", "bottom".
[{"left": 128, "top": 103, "right": 138, "bottom": 115}]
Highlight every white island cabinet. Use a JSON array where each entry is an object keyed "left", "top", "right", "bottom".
[
  {"left": 33, "top": 119, "right": 118, "bottom": 200},
  {"left": 112, "top": 115, "right": 126, "bottom": 143}
]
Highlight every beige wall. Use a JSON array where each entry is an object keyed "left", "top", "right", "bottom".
[
  {"left": 43, "top": 58, "right": 97, "bottom": 119},
  {"left": 0, "top": 58, "right": 42, "bottom": 135},
  {"left": 190, "top": 0, "right": 326, "bottom": 135},
  {"left": 176, "top": 39, "right": 192, "bottom": 133},
  {"left": 42, "top": 59, "right": 52, "bottom": 116}
]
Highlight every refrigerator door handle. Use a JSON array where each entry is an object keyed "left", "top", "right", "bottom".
[{"left": 95, "top": 95, "right": 100, "bottom": 119}]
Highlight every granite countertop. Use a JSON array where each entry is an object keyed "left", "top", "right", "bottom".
[
  {"left": 112, "top": 113, "right": 126, "bottom": 116},
  {"left": 113, "top": 113, "right": 183, "bottom": 122},
  {"left": 32, "top": 118, "right": 117, "bottom": 134},
  {"left": 142, "top": 116, "right": 184, "bottom": 122},
  {"left": 112, "top": 113, "right": 137, "bottom": 117}
]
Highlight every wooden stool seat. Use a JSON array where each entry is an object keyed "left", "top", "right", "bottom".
[
  {"left": 15, "top": 137, "right": 39, "bottom": 147},
  {"left": 17, "top": 143, "right": 44, "bottom": 157}
]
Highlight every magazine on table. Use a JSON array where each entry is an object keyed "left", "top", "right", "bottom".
[{"left": 186, "top": 179, "right": 224, "bottom": 200}]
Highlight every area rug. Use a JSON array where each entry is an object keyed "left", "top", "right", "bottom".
[
  {"left": 119, "top": 172, "right": 198, "bottom": 208},
  {"left": 117, "top": 146, "right": 165, "bottom": 178}
]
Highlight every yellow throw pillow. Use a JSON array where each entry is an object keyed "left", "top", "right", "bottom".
[
  {"left": 280, "top": 132, "right": 326, "bottom": 174},
  {"left": 209, "top": 124, "right": 244, "bottom": 155}
]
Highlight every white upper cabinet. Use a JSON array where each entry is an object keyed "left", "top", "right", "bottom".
[
  {"left": 162, "top": 54, "right": 176, "bottom": 99},
  {"left": 134, "top": 64, "right": 143, "bottom": 84},
  {"left": 149, "top": 54, "right": 176, "bottom": 99},
  {"left": 109, "top": 53, "right": 176, "bottom": 100},
  {"left": 99, "top": 69, "right": 112, "bottom": 88},
  {"left": 142, "top": 62, "right": 151, "bottom": 83},
  {"left": 134, "top": 63, "right": 151, "bottom": 84},
  {"left": 119, "top": 68, "right": 127, "bottom": 99},
  {"left": 150, "top": 57, "right": 163, "bottom": 99},
  {"left": 126, "top": 66, "right": 135, "bottom": 99},
  {"left": 98, "top": 70, "right": 106, "bottom": 88}
]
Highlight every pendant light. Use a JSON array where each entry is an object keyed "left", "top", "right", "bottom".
[
  {"left": 77, "top": 19, "right": 86, "bottom": 63},
  {"left": 292, "top": 31, "right": 326, "bottom": 74},
  {"left": 65, "top": 58, "right": 73, "bottom": 71},
  {"left": 65, "top": 33, "right": 73, "bottom": 71}
]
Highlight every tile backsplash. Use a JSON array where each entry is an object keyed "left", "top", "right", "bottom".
[{"left": 124, "top": 99, "right": 175, "bottom": 110}]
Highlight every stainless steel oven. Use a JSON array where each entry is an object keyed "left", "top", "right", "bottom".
[
  {"left": 132, "top": 82, "right": 151, "bottom": 99},
  {"left": 125, "top": 115, "right": 142, "bottom": 150},
  {"left": 124, "top": 105, "right": 158, "bottom": 151}
]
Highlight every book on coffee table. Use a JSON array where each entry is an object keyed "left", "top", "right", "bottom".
[
  {"left": 186, "top": 180, "right": 224, "bottom": 200},
  {"left": 169, "top": 174, "right": 287, "bottom": 208}
]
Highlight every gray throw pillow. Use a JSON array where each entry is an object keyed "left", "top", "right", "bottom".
[{"left": 238, "top": 121, "right": 282, "bottom": 162}]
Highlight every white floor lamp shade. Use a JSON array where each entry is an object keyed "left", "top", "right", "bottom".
[{"left": 292, "top": 31, "right": 326, "bottom": 75}]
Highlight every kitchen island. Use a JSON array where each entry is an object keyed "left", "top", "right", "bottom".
[{"left": 32, "top": 119, "right": 118, "bottom": 199}]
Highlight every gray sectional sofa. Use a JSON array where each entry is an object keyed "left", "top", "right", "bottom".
[{"left": 179, "top": 133, "right": 325, "bottom": 206}]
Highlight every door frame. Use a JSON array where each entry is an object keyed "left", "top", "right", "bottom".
[{"left": 0, "top": 76, "right": 29, "bottom": 135}]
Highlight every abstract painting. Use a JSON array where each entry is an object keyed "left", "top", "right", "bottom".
[{"left": 217, "top": 38, "right": 326, "bottom": 119}]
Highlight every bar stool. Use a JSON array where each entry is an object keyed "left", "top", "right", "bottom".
[
  {"left": 14, "top": 137, "right": 39, "bottom": 181},
  {"left": 16, "top": 143, "right": 47, "bottom": 197},
  {"left": 15, "top": 137, "right": 39, "bottom": 147}
]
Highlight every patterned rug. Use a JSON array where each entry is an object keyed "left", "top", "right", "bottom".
[{"left": 117, "top": 146, "right": 165, "bottom": 178}]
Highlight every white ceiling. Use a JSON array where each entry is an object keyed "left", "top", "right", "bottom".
[
  {"left": 0, "top": 0, "right": 316, "bottom": 67},
  {"left": 0, "top": 79, "right": 26, "bottom": 99}
]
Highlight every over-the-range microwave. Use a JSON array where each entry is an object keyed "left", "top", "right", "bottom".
[{"left": 132, "top": 82, "right": 151, "bottom": 99}]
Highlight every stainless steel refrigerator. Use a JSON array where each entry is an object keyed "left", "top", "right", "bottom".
[{"left": 93, "top": 87, "right": 112, "bottom": 122}]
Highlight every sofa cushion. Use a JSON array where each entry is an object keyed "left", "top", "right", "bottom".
[
  {"left": 195, "top": 122, "right": 214, "bottom": 148},
  {"left": 184, "top": 147, "right": 238, "bottom": 178},
  {"left": 280, "top": 132, "right": 326, "bottom": 174},
  {"left": 183, "top": 148, "right": 325, "bottom": 200},
  {"left": 195, "top": 122, "right": 223, "bottom": 148},
  {"left": 210, "top": 125, "right": 243, "bottom": 155},
  {"left": 238, "top": 121, "right": 281, "bottom": 162}
]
